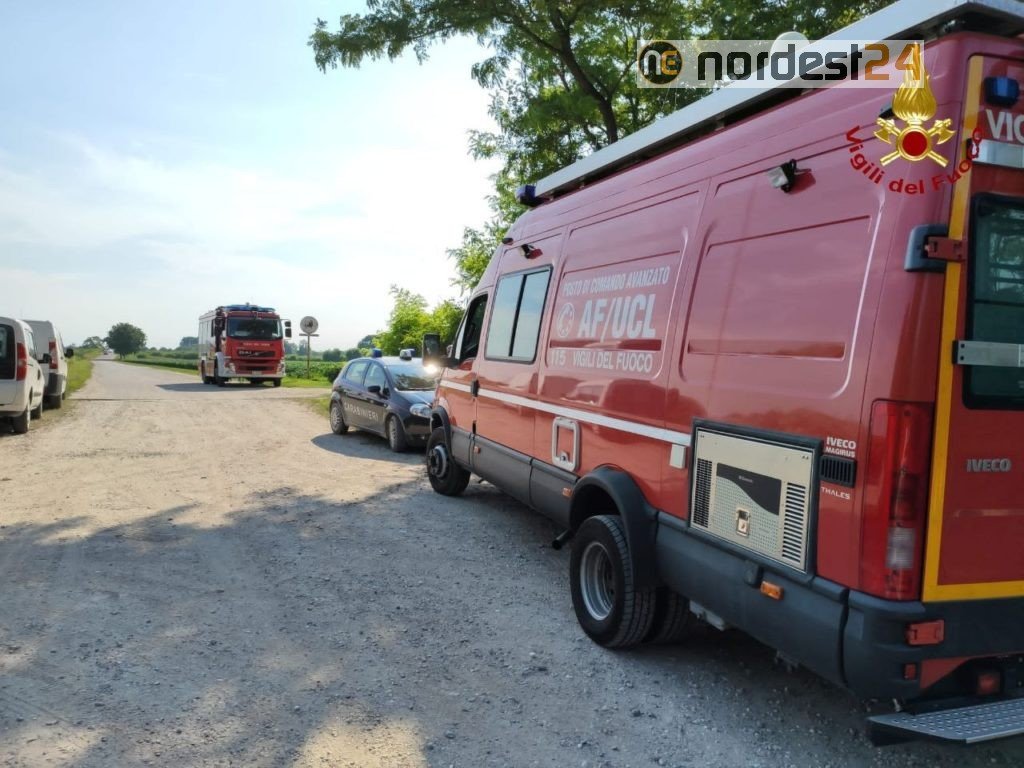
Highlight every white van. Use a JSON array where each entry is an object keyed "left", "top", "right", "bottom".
[
  {"left": 25, "top": 320, "right": 73, "bottom": 408},
  {"left": 0, "top": 318, "right": 45, "bottom": 433}
]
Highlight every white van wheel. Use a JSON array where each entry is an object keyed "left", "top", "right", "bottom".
[{"left": 31, "top": 397, "right": 43, "bottom": 420}]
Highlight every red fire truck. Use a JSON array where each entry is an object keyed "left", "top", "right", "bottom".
[
  {"left": 424, "top": 0, "right": 1024, "bottom": 744},
  {"left": 197, "top": 305, "right": 291, "bottom": 387}
]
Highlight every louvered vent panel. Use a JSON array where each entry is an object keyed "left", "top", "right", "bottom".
[
  {"left": 693, "top": 458, "right": 712, "bottom": 529},
  {"left": 781, "top": 482, "right": 808, "bottom": 567}
]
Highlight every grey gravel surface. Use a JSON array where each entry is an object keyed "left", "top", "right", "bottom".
[{"left": 1, "top": 361, "right": 1022, "bottom": 766}]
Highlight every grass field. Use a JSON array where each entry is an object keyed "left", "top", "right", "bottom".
[
  {"left": 119, "top": 357, "right": 328, "bottom": 388},
  {"left": 67, "top": 347, "right": 101, "bottom": 395}
]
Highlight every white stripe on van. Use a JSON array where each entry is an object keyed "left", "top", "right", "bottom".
[{"left": 439, "top": 380, "right": 692, "bottom": 447}]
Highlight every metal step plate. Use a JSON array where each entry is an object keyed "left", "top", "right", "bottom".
[{"left": 869, "top": 698, "right": 1024, "bottom": 744}]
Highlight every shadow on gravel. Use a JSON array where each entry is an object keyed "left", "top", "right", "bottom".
[
  {"left": 310, "top": 432, "right": 424, "bottom": 464},
  {"left": 2, "top": 484, "right": 1023, "bottom": 767},
  {"left": 156, "top": 382, "right": 278, "bottom": 393}
]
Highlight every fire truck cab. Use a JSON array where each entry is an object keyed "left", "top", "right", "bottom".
[
  {"left": 197, "top": 304, "right": 291, "bottom": 387},
  {"left": 425, "top": 0, "right": 1024, "bottom": 744}
]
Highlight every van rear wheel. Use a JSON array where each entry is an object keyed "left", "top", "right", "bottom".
[
  {"left": 570, "top": 515, "right": 655, "bottom": 649},
  {"left": 645, "top": 587, "right": 700, "bottom": 644},
  {"left": 12, "top": 406, "right": 30, "bottom": 434},
  {"left": 31, "top": 398, "right": 43, "bottom": 420},
  {"left": 426, "top": 427, "right": 470, "bottom": 496}
]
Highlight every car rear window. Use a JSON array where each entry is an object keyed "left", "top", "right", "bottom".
[
  {"left": 0, "top": 324, "right": 14, "bottom": 379},
  {"left": 966, "top": 195, "right": 1024, "bottom": 409}
]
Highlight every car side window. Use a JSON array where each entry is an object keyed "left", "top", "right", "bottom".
[
  {"left": 456, "top": 295, "right": 488, "bottom": 362},
  {"left": 344, "top": 360, "right": 369, "bottom": 385},
  {"left": 364, "top": 363, "right": 387, "bottom": 393}
]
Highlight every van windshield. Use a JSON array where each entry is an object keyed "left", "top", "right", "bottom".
[
  {"left": 227, "top": 318, "right": 281, "bottom": 340},
  {"left": 967, "top": 196, "right": 1024, "bottom": 408},
  {"left": 0, "top": 324, "right": 13, "bottom": 379}
]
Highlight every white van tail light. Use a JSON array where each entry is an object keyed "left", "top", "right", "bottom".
[
  {"left": 15, "top": 342, "right": 28, "bottom": 381},
  {"left": 861, "top": 401, "right": 933, "bottom": 601},
  {"left": 48, "top": 339, "right": 58, "bottom": 369}
]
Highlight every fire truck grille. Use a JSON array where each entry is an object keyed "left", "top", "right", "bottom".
[{"left": 693, "top": 459, "right": 712, "bottom": 528}]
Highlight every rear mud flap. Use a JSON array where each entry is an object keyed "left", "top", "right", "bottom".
[{"left": 869, "top": 698, "right": 1024, "bottom": 744}]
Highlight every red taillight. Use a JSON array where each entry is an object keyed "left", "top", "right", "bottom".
[
  {"left": 861, "top": 401, "right": 933, "bottom": 601},
  {"left": 15, "top": 342, "right": 28, "bottom": 381},
  {"left": 48, "top": 340, "right": 58, "bottom": 369}
]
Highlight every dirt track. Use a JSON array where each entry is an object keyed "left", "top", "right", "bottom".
[{"left": 1, "top": 361, "right": 1022, "bottom": 767}]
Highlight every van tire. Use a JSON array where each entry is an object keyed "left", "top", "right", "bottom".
[
  {"left": 387, "top": 416, "right": 408, "bottom": 453},
  {"left": 426, "top": 427, "right": 470, "bottom": 496},
  {"left": 215, "top": 375, "right": 226, "bottom": 387},
  {"left": 31, "top": 398, "right": 43, "bottom": 420},
  {"left": 570, "top": 515, "right": 655, "bottom": 649},
  {"left": 47, "top": 394, "right": 63, "bottom": 409},
  {"left": 329, "top": 401, "right": 348, "bottom": 434},
  {"left": 645, "top": 587, "right": 700, "bottom": 644},
  {"left": 272, "top": 379, "right": 282, "bottom": 388},
  {"left": 12, "top": 406, "right": 30, "bottom": 434}
]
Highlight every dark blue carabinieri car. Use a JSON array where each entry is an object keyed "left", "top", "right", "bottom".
[{"left": 329, "top": 351, "right": 438, "bottom": 452}]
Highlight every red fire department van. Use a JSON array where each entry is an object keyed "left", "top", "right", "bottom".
[
  {"left": 197, "top": 305, "right": 291, "bottom": 386},
  {"left": 424, "top": 0, "right": 1024, "bottom": 744}
]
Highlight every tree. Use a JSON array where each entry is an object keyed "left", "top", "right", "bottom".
[
  {"left": 178, "top": 336, "right": 198, "bottom": 348},
  {"left": 105, "top": 323, "right": 147, "bottom": 358},
  {"left": 322, "top": 348, "right": 344, "bottom": 362},
  {"left": 373, "top": 286, "right": 430, "bottom": 355},
  {"left": 428, "top": 299, "right": 465, "bottom": 346},
  {"left": 343, "top": 348, "right": 363, "bottom": 361},
  {"left": 81, "top": 335, "right": 106, "bottom": 349},
  {"left": 357, "top": 334, "right": 375, "bottom": 349},
  {"left": 314, "top": 1, "right": 889, "bottom": 290},
  {"left": 284, "top": 340, "right": 299, "bottom": 355}
]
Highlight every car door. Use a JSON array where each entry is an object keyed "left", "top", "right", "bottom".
[
  {"left": 362, "top": 362, "right": 390, "bottom": 435},
  {"left": 438, "top": 293, "right": 488, "bottom": 468},
  {"left": 341, "top": 359, "right": 370, "bottom": 429}
]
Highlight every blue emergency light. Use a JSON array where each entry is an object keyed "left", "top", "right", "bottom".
[{"left": 984, "top": 76, "right": 1020, "bottom": 107}]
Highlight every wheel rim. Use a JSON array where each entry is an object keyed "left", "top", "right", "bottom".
[
  {"left": 580, "top": 541, "right": 615, "bottom": 621},
  {"left": 330, "top": 403, "right": 341, "bottom": 431},
  {"left": 428, "top": 444, "right": 449, "bottom": 480}
]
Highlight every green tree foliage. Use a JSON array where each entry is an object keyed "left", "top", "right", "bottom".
[
  {"left": 372, "top": 287, "right": 465, "bottom": 355},
  {"left": 357, "top": 334, "right": 375, "bottom": 349},
  {"left": 322, "top": 348, "right": 344, "bottom": 362},
  {"left": 81, "top": 335, "right": 106, "bottom": 349},
  {"left": 105, "top": 323, "right": 147, "bottom": 359},
  {"left": 343, "top": 348, "right": 363, "bottom": 361},
  {"left": 178, "top": 336, "right": 198, "bottom": 348}
]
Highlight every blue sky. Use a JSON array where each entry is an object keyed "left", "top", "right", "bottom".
[{"left": 0, "top": 1, "right": 499, "bottom": 348}]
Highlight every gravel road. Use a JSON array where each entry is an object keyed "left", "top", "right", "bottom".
[{"left": 1, "top": 361, "right": 1022, "bottom": 767}]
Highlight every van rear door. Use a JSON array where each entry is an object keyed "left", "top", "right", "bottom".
[
  {"left": 0, "top": 322, "right": 16, "bottom": 406},
  {"left": 923, "top": 55, "right": 1024, "bottom": 602}
]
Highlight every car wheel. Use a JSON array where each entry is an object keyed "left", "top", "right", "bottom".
[
  {"left": 12, "top": 406, "right": 30, "bottom": 434},
  {"left": 329, "top": 401, "right": 348, "bottom": 435},
  {"left": 425, "top": 426, "right": 470, "bottom": 496},
  {"left": 570, "top": 515, "right": 655, "bottom": 649},
  {"left": 386, "top": 416, "right": 408, "bottom": 453},
  {"left": 31, "top": 396, "right": 43, "bottom": 420},
  {"left": 644, "top": 587, "right": 700, "bottom": 644}
]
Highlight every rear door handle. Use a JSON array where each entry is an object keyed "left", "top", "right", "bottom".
[{"left": 470, "top": 379, "right": 480, "bottom": 398}]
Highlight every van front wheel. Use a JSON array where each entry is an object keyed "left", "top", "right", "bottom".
[
  {"left": 426, "top": 427, "right": 470, "bottom": 496},
  {"left": 570, "top": 515, "right": 655, "bottom": 649}
]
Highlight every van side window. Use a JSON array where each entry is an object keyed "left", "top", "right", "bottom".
[
  {"left": 485, "top": 269, "right": 551, "bottom": 362},
  {"left": 456, "top": 295, "right": 488, "bottom": 362}
]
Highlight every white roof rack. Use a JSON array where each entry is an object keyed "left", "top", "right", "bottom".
[{"left": 533, "top": 0, "right": 1024, "bottom": 199}]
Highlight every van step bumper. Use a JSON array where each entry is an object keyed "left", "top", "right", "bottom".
[{"left": 869, "top": 698, "right": 1024, "bottom": 744}]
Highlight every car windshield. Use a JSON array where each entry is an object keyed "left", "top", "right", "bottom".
[
  {"left": 385, "top": 362, "right": 437, "bottom": 391},
  {"left": 227, "top": 318, "right": 281, "bottom": 340}
]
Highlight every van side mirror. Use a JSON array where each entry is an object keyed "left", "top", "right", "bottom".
[
  {"left": 41, "top": 353, "right": 52, "bottom": 365},
  {"left": 65, "top": 347, "right": 74, "bottom": 358},
  {"left": 284, "top": 320, "right": 292, "bottom": 339},
  {"left": 423, "top": 333, "right": 445, "bottom": 368}
]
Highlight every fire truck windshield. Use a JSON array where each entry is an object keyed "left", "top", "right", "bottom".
[{"left": 226, "top": 318, "right": 282, "bottom": 340}]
